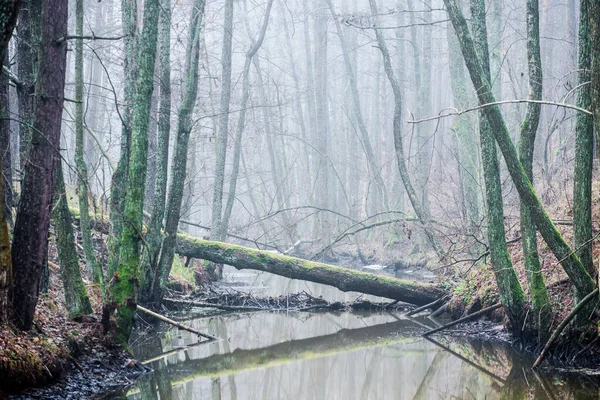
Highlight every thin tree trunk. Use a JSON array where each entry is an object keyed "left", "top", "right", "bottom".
[
  {"left": 210, "top": 0, "right": 234, "bottom": 242},
  {"left": 152, "top": 0, "right": 205, "bottom": 304},
  {"left": 519, "top": 0, "right": 551, "bottom": 333},
  {"left": 443, "top": 0, "right": 596, "bottom": 298},
  {"left": 221, "top": 0, "right": 274, "bottom": 241},
  {"left": 110, "top": 0, "right": 160, "bottom": 344},
  {"left": 0, "top": 55, "right": 12, "bottom": 226},
  {"left": 10, "top": 0, "right": 68, "bottom": 330},
  {"left": 139, "top": 0, "right": 172, "bottom": 306},
  {"left": 53, "top": 157, "right": 92, "bottom": 319},
  {"left": 75, "top": 0, "right": 104, "bottom": 291},
  {"left": 16, "top": 0, "right": 37, "bottom": 172},
  {"left": 368, "top": 0, "right": 444, "bottom": 260},
  {"left": 592, "top": 0, "right": 600, "bottom": 158},
  {"left": 325, "top": 0, "right": 388, "bottom": 214}
]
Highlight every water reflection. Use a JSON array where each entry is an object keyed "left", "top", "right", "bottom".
[{"left": 104, "top": 309, "right": 600, "bottom": 400}]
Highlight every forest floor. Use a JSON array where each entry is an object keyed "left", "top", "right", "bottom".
[{"left": 0, "top": 246, "right": 145, "bottom": 398}]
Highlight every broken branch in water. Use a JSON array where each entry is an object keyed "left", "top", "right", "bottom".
[
  {"left": 533, "top": 288, "right": 599, "bottom": 368},
  {"left": 406, "top": 294, "right": 451, "bottom": 316},
  {"left": 136, "top": 305, "right": 221, "bottom": 341}
]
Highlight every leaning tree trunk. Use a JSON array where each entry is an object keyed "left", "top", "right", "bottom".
[
  {"left": 75, "top": 0, "right": 104, "bottom": 290},
  {"left": 152, "top": 0, "right": 205, "bottom": 304},
  {"left": 138, "top": 0, "right": 172, "bottom": 306},
  {"left": 10, "top": 0, "right": 68, "bottom": 331},
  {"left": 53, "top": 157, "right": 92, "bottom": 319},
  {"left": 109, "top": 0, "right": 160, "bottom": 345},
  {"left": 443, "top": 0, "right": 596, "bottom": 298},
  {"left": 174, "top": 235, "right": 446, "bottom": 306},
  {"left": 469, "top": 0, "right": 526, "bottom": 330},
  {"left": 519, "top": 0, "right": 551, "bottom": 333},
  {"left": 368, "top": 0, "right": 444, "bottom": 260}
]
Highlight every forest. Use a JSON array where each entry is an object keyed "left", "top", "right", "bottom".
[{"left": 0, "top": 0, "right": 599, "bottom": 397}]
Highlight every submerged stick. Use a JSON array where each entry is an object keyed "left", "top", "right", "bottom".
[
  {"left": 423, "top": 303, "right": 502, "bottom": 336},
  {"left": 406, "top": 294, "right": 451, "bottom": 316},
  {"left": 137, "top": 304, "right": 221, "bottom": 341},
  {"left": 164, "top": 297, "right": 265, "bottom": 312},
  {"left": 533, "top": 288, "right": 599, "bottom": 368}
]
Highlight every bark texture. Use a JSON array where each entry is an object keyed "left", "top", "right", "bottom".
[
  {"left": 469, "top": 0, "right": 526, "bottom": 329},
  {"left": 111, "top": 0, "right": 160, "bottom": 344},
  {"left": 11, "top": 0, "right": 68, "bottom": 330}
]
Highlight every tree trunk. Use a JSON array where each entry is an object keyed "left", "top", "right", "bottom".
[
  {"left": 16, "top": 0, "right": 39, "bottom": 171},
  {"left": 469, "top": 0, "right": 526, "bottom": 330},
  {"left": 53, "top": 157, "right": 92, "bottom": 319},
  {"left": 221, "top": 0, "right": 274, "bottom": 239},
  {"left": 10, "top": 0, "right": 68, "bottom": 331},
  {"left": 174, "top": 235, "right": 446, "bottom": 306},
  {"left": 592, "top": 0, "right": 600, "bottom": 159},
  {"left": 152, "top": 0, "right": 205, "bottom": 304},
  {"left": 574, "top": 0, "right": 595, "bottom": 277},
  {"left": 0, "top": 55, "right": 12, "bottom": 227},
  {"left": 325, "top": 0, "right": 388, "bottom": 214},
  {"left": 110, "top": 0, "right": 160, "bottom": 344},
  {"left": 519, "top": 0, "right": 551, "bottom": 333},
  {"left": 368, "top": 0, "right": 444, "bottom": 260},
  {"left": 138, "top": 0, "right": 172, "bottom": 305},
  {"left": 443, "top": 0, "right": 596, "bottom": 298},
  {"left": 0, "top": 160, "right": 10, "bottom": 323},
  {"left": 75, "top": 0, "right": 104, "bottom": 290},
  {"left": 210, "top": 0, "right": 234, "bottom": 242},
  {"left": 107, "top": 0, "right": 137, "bottom": 278}
]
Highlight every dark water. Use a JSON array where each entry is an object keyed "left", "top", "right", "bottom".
[{"left": 105, "top": 270, "right": 599, "bottom": 399}]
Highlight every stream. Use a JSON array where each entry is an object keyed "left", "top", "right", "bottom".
[{"left": 101, "top": 269, "right": 599, "bottom": 399}]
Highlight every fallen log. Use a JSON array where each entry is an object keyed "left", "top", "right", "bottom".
[
  {"left": 423, "top": 303, "right": 502, "bottom": 336},
  {"left": 174, "top": 235, "right": 447, "bottom": 306},
  {"left": 71, "top": 210, "right": 447, "bottom": 306}
]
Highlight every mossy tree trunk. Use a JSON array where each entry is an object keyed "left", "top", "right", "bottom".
[
  {"left": 519, "top": 0, "right": 551, "bottom": 334},
  {"left": 109, "top": 0, "right": 160, "bottom": 344},
  {"left": 592, "top": 0, "right": 600, "bottom": 166},
  {"left": 138, "top": 0, "right": 171, "bottom": 306},
  {"left": 10, "top": 0, "right": 68, "bottom": 331},
  {"left": 469, "top": 0, "right": 526, "bottom": 331},
  {"left": 573, "top": 0, "right": 594, "bottom": 280},
  {"left": 447, "top": 21, "right": 481, "bottom": 233},
  {"left": 75, "top": 0, "right": 103, "bottom": 291},
  {"left": 107, "top": 0, "right": 137, "bottom": 278},
  {"left": 174, "top": 235, "right": 446, "bottom": 306},
  {"left": 152, "top": 0, "right": 205, "bottom": 304},
  {"left": 368, "top": 0, "right": 445, "bottom": 260},
  {"left": 53, "top": 157, "right": 92, "bottom": 319},
  {"left": 443, "top": 0, "right": 596, "bottom": 299}
]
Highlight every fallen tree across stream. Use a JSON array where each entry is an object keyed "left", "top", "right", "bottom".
[
  {"left": 174, "top": 234, "right": 447, "bottom": 306},
  {"left": 71, "top": 209, "right": 446, "bottom": 307}
]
